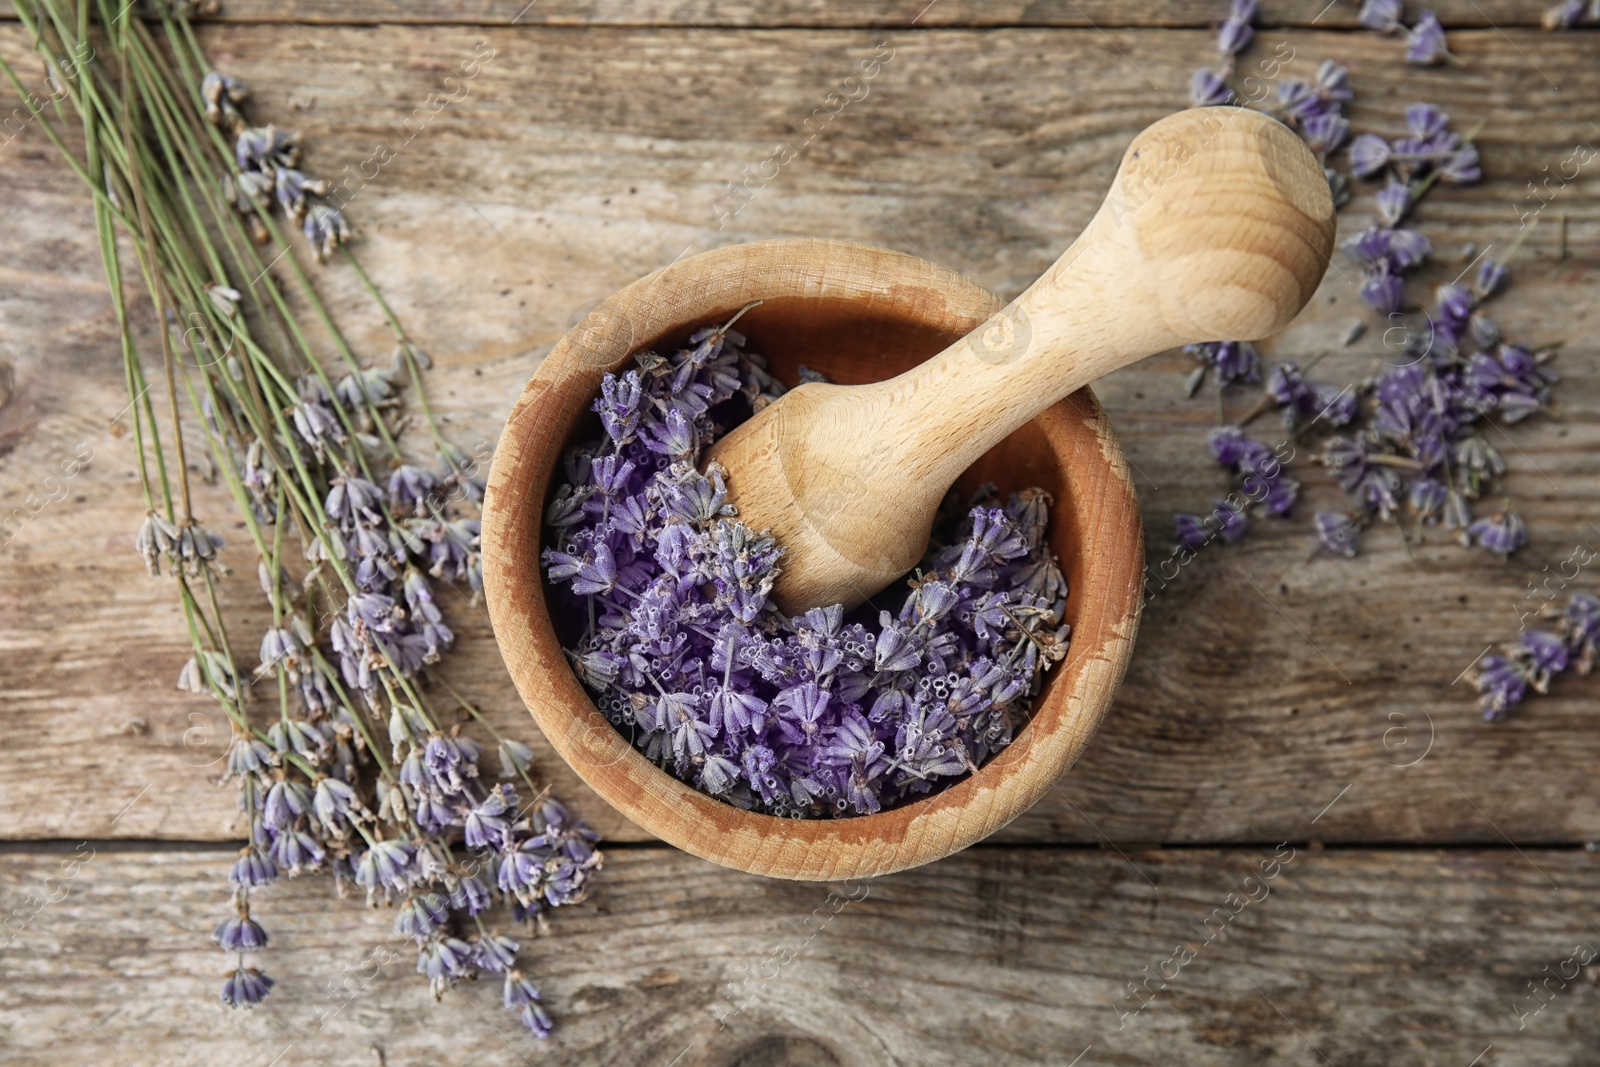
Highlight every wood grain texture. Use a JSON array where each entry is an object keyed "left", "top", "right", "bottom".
[
  {"left": 0, "top": 2, "right": 1560, "bottom": 27},
  {"left": 711, "top": 109, "right": 1332, "bottom": 610},
  {"left": 3, "top": 845, "right": 1598, "bottom": 1066},
  {"left": 2, "top": 23, "right": 1598, "bottom": 846},
  {"left": 483, "top": 239, "right": 1143, "bottom": 879}
]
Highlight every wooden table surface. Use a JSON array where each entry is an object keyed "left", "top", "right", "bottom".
[{"left": 3, "top": 3, "right": 1598, "bottom": 1064}]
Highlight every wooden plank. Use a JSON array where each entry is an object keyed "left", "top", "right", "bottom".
[
  {"left": 2, "top": 846, "right": 1597, "bottom": 1065},
  {"left": 0, "top": 1, "right": 1562, "bottom": 28},
  {"left": 2, "top": 24, "right": 1598, "bottom": 845}
]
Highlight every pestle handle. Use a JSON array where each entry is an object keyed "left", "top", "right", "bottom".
[{"left": 709, "top": 108, "right": 1336, "bottom": 612}]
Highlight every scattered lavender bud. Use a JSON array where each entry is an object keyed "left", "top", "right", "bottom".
[
  {"left": 221, "top": 966, "right": 274, "bottom": 1007},
  {"left": 1348, "top": 133, "right": 1392, "bottom": 178},
  {"left": 1543, "top": 0, "right": 1587, "bottom": 28},
  {"left": 1405, "top": 10, "right": 1451, "bottom": 64},
  {"left": 1190, "top": 68, "right": 1235, "bottom": 107},
  {"left": 1314, "top": 512, "right": 1362, "bottom": 557},
  {"left": 1359, "top": 0, "right": 1404, "bottom": 32},
  {"left": 213, "top": 914, "right": 269, "bottom": 951},
  {"left": 1467, "top": 508, "right": 1528, "bottom": 557},
  {"left": 1376, "top": 180, "right": 1413, "bottom": 226}
]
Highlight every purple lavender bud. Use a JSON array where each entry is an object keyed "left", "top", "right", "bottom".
[
  {"left": 226, "top": 735, "right": 274, "bottom": 779},
  {"left": 1314, "top": 512, "right": 1362, "bottom": 557},
  {"left": 1475, "top": 257, "right": 1509, "bottom": 299},
  {"left": 311, "top": 776, "right": 356, "bottom": 829},
  {"left": 1466, "top": 509, "right": 1527, "bottom": 557},
  {"left": 1212, "top": 499, "right": 1250, "bottom": 543},
  {"left": 1302, "top": 112, "right": 1350, "bottom": 155},
  {"left": 395, "top": 893, "right": 450, "bottom": 940},
  {"left": 1404, "top": 103, "right": 1450, "bottom": 140},
  {"left": 234, "top": 125, "right": 297, "bottom": 171},
  {"left": 1189, "top": 68, "right": 1234, "bottom": 107},
  {"left": 1348, "top": 133, "right": 1392, "bottom": 178},
  {"left": 269, "top": 828, "right": 325, "bottom": 874},
  {"left": 504, "top": 971, "right": 542, "bottom": 1011},
  {"left": 1360, "top": 267, "right": 1406, "bottom": 314},
  {"left": 1522, "top": 629, "right": 1570, "bottom": 677},
  {"left": 497, "top": 738, "right": 535, "bottom": 778},
  {"left": 1386, "top": 228, "right": 1432, "bottom": 267},
  {"left": 388, "top": 464, "right": 440, "bottom": 517},
  {"left": 449, "top": 872, "right": 494, "bottom": 915},
  {"left": 1375, "top": 180, "right": 1413, "bottom": 226},
  {"left": 1475, "top": 654, "right": 1528, "bottom": 719},
  {"left": 1409, "top": 478, "right": 1449, "bottom": 520},
  {"left": 1217, "top": 16, "right": 1254, "bottom": 55},
  {"left": 1266, "top": 362, "right": 1309, "bottom": 408},
  {"left": 221, "top": 967, "right": 274, "bottom": 1008},
  {"left": 1565, "top": 595, "right": 1600, "bottom": 671},
  {"left": 355, "top": 839, "right": 416, "bottom": 894},
  {"left": 229, "top": 846, "right": 278, "bottom": 887},
  {"left": 213, "top": 914, "right": 269, "bottom": 951},
  {"left": 303, "top": 203, "right": 350, "bottom": 262},
  {"left": 1439, "top": 143, "right": 1481, "bottom": 184},
  {"left": 1206, "top": 425, "right": 1250, "bottom": 467},
  {"left": 1405, "top": 11, "right": 1450, "bottom": 64},
  {"left": 262, "top": 779, "right": 311, "bottom": 830},
  {"left": 475, "top": 933, "right": 520, "bottom": 973},
  {"left": 497, "top": 846, "right": 543, "bottom": 902},
  {"left": 1544, "top": 0, "right": 1587, "bottom": 29},
  {"left": 1359, "top": 0, "right": 1403, "bottom": 31},
  {"left": 1314, "top": 59, "right": 1353, "bottom": 102},
  {"left": 1174, "top": 513, "right": 1211, "bottom": 549},
  {"left": 519, "top": 1002, "right": 554, "bottom": 1038},
  {"left": 1276, "top": 79, "right": 1318, "bottom": 122},
  {"left": 639, "top": 407, "right": 696, "bottom": 457},
  {"left": 464, "top": 786, "right": 518, "bottom": 851}
]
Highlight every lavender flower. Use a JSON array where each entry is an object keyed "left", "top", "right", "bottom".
[
  {"left": 1359, "top": 0, "right": 1404, "bottom": 32},
  {"left": 221, "top": 967, "right": 274, "bottom": 1007},
  {"left": 1467, "top": 508, "right": 1527, "bottom": 557},
  {"left": 1313, "top": 512, "right": 1362, "bottom": 557},
  {"left": 1405, "top": 10, "right": 1450, "bottom": 64},
  {"left": 1190, "top": 69, "right": 1235, "bottom": 107}
]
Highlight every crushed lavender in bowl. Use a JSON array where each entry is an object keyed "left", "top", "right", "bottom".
[{"left": 542, "top": 318, "right": 1070, "bottom": 817}]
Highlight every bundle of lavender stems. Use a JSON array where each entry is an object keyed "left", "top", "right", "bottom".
[
  {"left": 543, "top": 325, "right": 1070, "bottom": 816},
  {"left": 2, "top": 0, "right": 597, "bottom": 1038}
]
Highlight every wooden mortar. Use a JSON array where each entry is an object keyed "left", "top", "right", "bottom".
[{"left": 482, "top": 239, "right": 1143, "bottom": 881}]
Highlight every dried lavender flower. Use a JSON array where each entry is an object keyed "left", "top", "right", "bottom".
[{"left": 1405, "top": 10, "right": 1451, "bottom": 64}]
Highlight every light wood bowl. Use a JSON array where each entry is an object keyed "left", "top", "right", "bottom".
[{"left": 482, "top": 238, "right": 1144, "bottom": 881}]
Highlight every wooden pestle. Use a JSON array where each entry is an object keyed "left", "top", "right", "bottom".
[{"left": 706, "top": 107, "right": 1337, "bottom": 613}]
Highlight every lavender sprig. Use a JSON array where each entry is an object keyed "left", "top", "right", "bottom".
[
  {"left": 1474, "top": 593, "right": 1599, "bottom": 719},
  {"left": 2, "top": 3, "right": 596, "bottom": 1039}
]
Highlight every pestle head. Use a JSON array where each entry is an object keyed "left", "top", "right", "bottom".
[
  {"left": 710, "top": 108, "right": 1335, "bottom": 615},
  {"left": 1087, "top": 106, "right": 1336, "bottom": 347}
]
